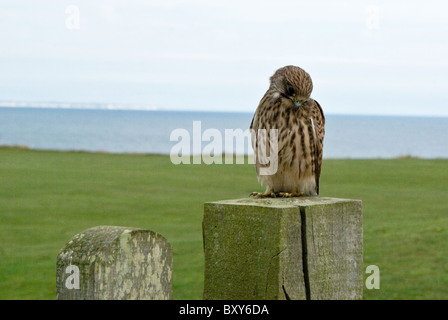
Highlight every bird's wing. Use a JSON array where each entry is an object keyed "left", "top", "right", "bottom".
[
  {"left": 250, "top": 92, "right": 288, "bottom": 172},
  {"left": 250, "top": 111, "right": 256, "bottom": 151},
  {"left": 310, "top": 99, "right": 325, "bottom": 194}
]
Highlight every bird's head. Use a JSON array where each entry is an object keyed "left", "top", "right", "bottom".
[{"left": 270, "top": 65, "right": 313, "bottom": 108}]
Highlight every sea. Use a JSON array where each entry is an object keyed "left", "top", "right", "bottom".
[{"left": 1, "top": 106, "right": 448, "bottom": 159}]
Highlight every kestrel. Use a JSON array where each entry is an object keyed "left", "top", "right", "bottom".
[{"left": 250, "top": 65, "right": 325, "bottom": 197}]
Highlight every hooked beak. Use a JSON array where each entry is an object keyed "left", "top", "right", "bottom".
[{"left": 294, "top": 98, "right": 309, "bottom": 108}]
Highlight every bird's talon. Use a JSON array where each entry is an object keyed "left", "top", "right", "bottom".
[
  {"left": 249, "top": 192, "right": 263, "bottom": 198},
  {"left": 250, "top": 191, "right": 276, "bottom": 198}
]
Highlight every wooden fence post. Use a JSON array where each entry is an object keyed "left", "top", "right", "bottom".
[
  {"left": 56, "top": 226, "right": 172, "bottom": 300},
  {"left": 203, "top": 197, "right": 363, "bottom": 300}
]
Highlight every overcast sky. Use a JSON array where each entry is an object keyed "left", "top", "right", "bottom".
[{"left": 1, "top": 0, "right": 447, "bottom": 116}]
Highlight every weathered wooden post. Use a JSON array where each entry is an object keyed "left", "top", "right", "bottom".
[
  {"left": 56, "top": 226, "right": 172, "bottom": 300},
  {"left": 203, "top": 197, "right": 363, "bottom": 300}
]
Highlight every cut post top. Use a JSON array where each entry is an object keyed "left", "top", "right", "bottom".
[{"left": 205, "top": 196, "right": 362, "bottom": 209}]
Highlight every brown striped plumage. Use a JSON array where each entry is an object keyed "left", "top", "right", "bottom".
[{"left": 250, "top": 65, "right": 325, "bottom": 197}]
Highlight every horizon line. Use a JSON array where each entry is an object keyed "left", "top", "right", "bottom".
[{"left": 0, "top": 100, "right": 447, "bottom": 119}]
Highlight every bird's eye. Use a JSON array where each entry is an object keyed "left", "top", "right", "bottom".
[{"left": 286, "top": 84, "right": 296, "bottom": 97}]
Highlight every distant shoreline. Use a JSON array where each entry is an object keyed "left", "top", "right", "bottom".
[{"left": 0, "top": 105, "right": 447, "bottom": 119}]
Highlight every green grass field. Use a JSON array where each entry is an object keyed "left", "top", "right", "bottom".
[{"left": 0, "top": 147, "right": 447, "bottom": 299}]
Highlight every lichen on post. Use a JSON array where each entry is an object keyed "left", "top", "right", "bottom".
[{"left": 56, "top": 226, "right": 172, "bottom": 300}]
